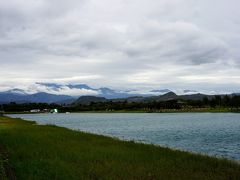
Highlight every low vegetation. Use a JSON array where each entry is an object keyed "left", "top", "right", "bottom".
[
  {"left": 0, "top": 116, "right": 240, "bottom": 179},
  {"left": 0, "top": 158, "right": 6, "bottom": 180}
]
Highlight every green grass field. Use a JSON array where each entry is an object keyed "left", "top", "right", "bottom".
[{"left": 0, "top": 116, "right": 240, "bottom": 179}]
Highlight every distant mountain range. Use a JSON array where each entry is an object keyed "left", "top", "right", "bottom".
[
  {"left": 36, "top": 82, "right": 148, "bottom": 99},
  {"left": 0, "top": 83, "right": 238, "bottom": 104},
  {"left": 0, "top": 92, "right": 73, "bottom": 104},
  {"left": 74, "top": 92, "right": 239, "bottom": 105},
  {"left": 73, "top": 92, "right": 204, "bottom": 105}
]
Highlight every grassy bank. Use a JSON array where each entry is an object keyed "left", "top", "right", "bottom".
[
  {"left": 0, "top": 116, "right": 240, "bottom": 179},
  {"left": 0, "top": 157, "right": 6, "bottom": 179}
]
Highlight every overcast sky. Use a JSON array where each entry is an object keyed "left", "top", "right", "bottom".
[{"left": 0, "top": 0, "right": 240, "bottom": 93}]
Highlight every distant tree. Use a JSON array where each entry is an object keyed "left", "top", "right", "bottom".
[
  {"left": 214, "top": 95, "right": 222, "bottom": 107},
  {"left": 202, "top": 97, "right": 209, "bottom": 106},
  {"left": 222, "top": 95, "right": 230, "bottom": 107}
]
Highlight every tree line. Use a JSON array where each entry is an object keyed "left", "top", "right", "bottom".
[{"left": 1, "top": 95, "right": 240, "bottom": 112}]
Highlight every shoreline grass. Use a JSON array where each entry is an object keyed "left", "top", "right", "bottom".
[
  {"left": 0, "top": 158, "right": 6, "bottom": 180},
  {"left": 0, "top": 116, "right": 240, "bottom": 179}
]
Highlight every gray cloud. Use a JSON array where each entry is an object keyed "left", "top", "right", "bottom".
[{"left": 0, "top": 0, "right": 240, "bottom": 92}]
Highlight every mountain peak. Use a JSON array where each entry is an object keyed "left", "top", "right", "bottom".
[
  {"left": 75, "top": 96, "right": 107, "bottom": 105},
  {"left": 5, "top": 88, "right": 27, "bottom": 95},
  {"left": 162, "top": 91, "right": 177, "bottom": 96}
]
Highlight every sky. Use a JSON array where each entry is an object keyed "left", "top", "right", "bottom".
[{"left": 0, "top": 0, "right": 240, "bottom": 94}]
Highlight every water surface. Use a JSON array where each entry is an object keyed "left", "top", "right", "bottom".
[{"left": 9, "top": 113, "right": 240, "bottom": 161}]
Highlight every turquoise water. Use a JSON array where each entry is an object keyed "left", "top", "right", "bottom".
[{"left": 9, "top": 113, "right": 240, "bottom": 161}]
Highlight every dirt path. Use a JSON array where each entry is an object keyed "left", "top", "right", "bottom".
[{"left": 0, "top": 145, "right": 16, "bottom": 180}]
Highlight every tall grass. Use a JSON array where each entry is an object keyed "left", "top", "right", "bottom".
[
  {"left": 0, "top": 116, "right": 239, "bottom": 179},
  {"left": 0, "top": 158, "right": 6, "bottom": 179}
]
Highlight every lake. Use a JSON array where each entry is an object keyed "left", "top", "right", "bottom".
[{"left": 8, "top": 113, "right": 240, "bottom": 161}]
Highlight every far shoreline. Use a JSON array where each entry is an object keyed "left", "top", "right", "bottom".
[{"left": 3, "top": 107, "right": 240, "bottom": 114}]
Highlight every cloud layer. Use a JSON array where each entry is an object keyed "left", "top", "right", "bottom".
[{"left": 0, "top": 0, "right": 240, "bottom": 92}]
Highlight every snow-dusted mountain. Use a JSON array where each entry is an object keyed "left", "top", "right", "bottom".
[
  {"left": 35, "top": 83, "right": 139, "bottom": 99},
  {"left": 3, "top": 88, "right": 28, "bottom": 95},
  {"left": 0, "top": 82, "right": 235, "bottom": 104}
]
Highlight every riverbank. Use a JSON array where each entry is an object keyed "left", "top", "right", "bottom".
[{"left": 0, "top": 116, "right": 240, "bottom": 179}]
